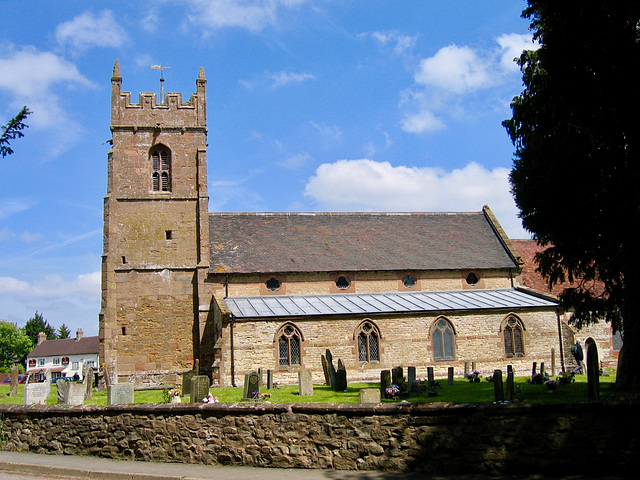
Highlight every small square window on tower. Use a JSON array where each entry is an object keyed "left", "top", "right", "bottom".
[{"left": 165, "top": 230, "right": 172, "bottom": 240}]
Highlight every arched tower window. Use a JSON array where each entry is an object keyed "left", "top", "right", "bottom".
[
  {"left": 355, "top": 320, "right": 381, "bottom": 362},
  {"left": 502, "top": 315, "right": 525, "bottom": 357},
  {"left": 432, "top": 317, "right": 456, "bottom": 361},
  {"left": 276, "top": 323, "right": 302, "bottom": 367},
  {"left": 151, "top": 146, "right": 171, "bottom": 192}
]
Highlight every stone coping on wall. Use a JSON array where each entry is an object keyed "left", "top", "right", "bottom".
[{"left": 2, "top": 399, "right": 638, "bottom": 417}]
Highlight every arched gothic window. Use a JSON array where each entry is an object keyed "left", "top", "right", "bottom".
[
  {"left": 503, "top": 315, "right": 525, "bottom": 357},
  {"left": 277, "top": 323, "right": 302, "bottom": 367},
  {"left": 432, "top": 317, "right": 455, "bottom": 361},
  {"left": 151, "top": 146, "right": 171, "bottom": 192},
  {"left": 356, "top": 320, "right": 380, "bottom": 362}
]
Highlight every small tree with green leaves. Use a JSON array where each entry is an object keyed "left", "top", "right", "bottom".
[
  {"left": 0, "top": 320, "right": 33, "bottom": 373},
  {"left": 23, "top": 311, "right": 56, "bottom": 346},
  {"left": 1, "top": 106, "right": 31, "bottom": 158},
  {"left": 57, "top": 323, "right": 71, "bottom": 339}
]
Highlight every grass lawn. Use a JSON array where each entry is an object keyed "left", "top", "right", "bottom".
[{"left": 0, "top": 370, "right": 618, "bottom": 406}]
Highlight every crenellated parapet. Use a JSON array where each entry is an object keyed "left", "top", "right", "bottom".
[{"left": 110, "top": 60, "right": 206, "bottom": 129}]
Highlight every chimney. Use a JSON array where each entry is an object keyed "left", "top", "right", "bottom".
[
  {"left": 75, "top": 328, "right": 84, "bottom": 341},
  {"left": 37, "top": 331, "right": 47, "bottom": 345}
]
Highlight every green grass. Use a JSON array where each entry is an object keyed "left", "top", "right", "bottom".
[{"left": 0, "top": 371, "right": 619, "bottom": 406}]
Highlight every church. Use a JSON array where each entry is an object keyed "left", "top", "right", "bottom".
[{"left": 99, "top": 63, "right": 615, "bottom": 387}]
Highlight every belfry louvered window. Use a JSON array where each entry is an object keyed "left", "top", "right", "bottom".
[
  {"left": 151, "top": 146, "right": 171, "bottom": 192},
  {"left": 277, "top": 324, "right": 301, "bottom": 366},
  {"left": 503, "top": 316, "right": 525, "bottom": 357},
  {"left": 357, "top": 320, "right": 380, "bottom": 362}
]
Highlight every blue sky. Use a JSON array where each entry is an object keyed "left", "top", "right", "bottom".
[{"left": 1, "top": 1, "right": 537, "bottom": 336}]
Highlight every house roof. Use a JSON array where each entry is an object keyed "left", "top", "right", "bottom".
[
  {"left": 27, "top": 336, "right": 99, "bottom": 358},
  {"left": 209, "top": 208, "right": 520, "bottom": 274},
  {"left": 221, "top": 288, "right": 559, "bottom": 319}
]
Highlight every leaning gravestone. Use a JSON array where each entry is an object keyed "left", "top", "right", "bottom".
[
  {"left": 359, "top": 388, "right": 381, "bottom": 404},
  {"left": 242, "top": 371, "right": 260, "bottom": 400},
  {"left": 298, "top": 370, "right": 313, "bottom": 396},
  {"left": 24, "top": 382, "right": 49, "bottom": 405},
  {"left": 190, "top": 375, "right": 211, "bottom": 403},
  {"left": 108, "top": 383, "right": 134, "bottom": 405},
  {"left": 321, "top": 349, "right": 337, "bottom": 389},
  {"left": 9, "top": 365, "right": 19, "bottom": 397}
]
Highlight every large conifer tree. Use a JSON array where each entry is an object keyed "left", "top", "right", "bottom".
[{"left": 504, "top": 1, "right": 640, "bottom": 390}]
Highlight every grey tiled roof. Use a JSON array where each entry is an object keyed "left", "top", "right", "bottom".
[
  {"left": 222, "top": 288, "right": 559, "bottom": 319},
  {"left": 27, "top": 336, "right": 99, "bottom": 358},
  {"left": 209, "top": 211, "right": 518, "bottom": 273}
]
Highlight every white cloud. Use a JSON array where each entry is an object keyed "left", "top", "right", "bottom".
[
  {"left": 0, "top": 198, "right": 34, "bottom": 220},
  {"left": 55, "top": 10, "right": 128, "bottom": 52},
  {"left": 270, "top": 71, "right": 316, "bottom": 88},
  {"left": 20, "top": 231, "right": 43, "bottom": 243},
  {"left": 496, "top": 33, "right": 539, "bottom": 72},
  {"left": 186, "top": 0, "right": 308, "bottom": 32},
  {"left": 304, "top": 159, "right": 527, "bottom": 238},
  {"left": 278, "top": 152, "right": 312, "bottom": 170},
  {"left": 400, "top": 34, "right": 537, "bottom": 135},
  {"left": 0, "top": 46, "right": 92, "bottom": 147},
  {"left": 369, "top": 31, "right": 417, "bottom": 56}
]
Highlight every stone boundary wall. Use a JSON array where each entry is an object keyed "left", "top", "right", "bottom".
[{"left": 1, "top": 401, "right": 638, "bottom": 476}]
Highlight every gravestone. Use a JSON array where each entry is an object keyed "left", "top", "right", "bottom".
[
  {"left": 83, "top": 363, "right": 93, "bottom": 400},
  {"left": 334, "top": 368, "right": 347, "bottom": 391},
  {"left": 59, "top": 382, "right": 85, "bottom": 405},
  {"left": 506, "top": 368, "right": 514, "bottom": 402},
  {"left": 258, "top": 368, "right": 264, "bottom": 387},
  {"left": 9, "top": 365, "right": 18, "bottom": 397},
  {"left": 108, "top": 383, "right": 134, "bottom": 405},
  {"left": 321, "top": 355, "right": 331, "bottom": 385},
  {"left": 391, "top": 366, "right": 403, "bottom": 385},
  {"left": 380, "top": 370, "right": 391, "bottom": 397},
  {"left": 43, "top": 369, "right": 52, "bottom": 399},
  {"left": 267, "top": 370, "right": 273, "bottom": 389},
  {"left": 407, "top": 366, "right": 416, "bottom": 386},
  {"left": 56, "top": 379, "right": 69, "bottom": 403},
  {"left": 359, "top": 388, "right": 381, "bottom": 404},
  {"left": 321, "top": 351, "right": 337, "bottom": 388},
  {"left": 551, "top": 348, "right": 556, "bottom": 376},
  {"left": 191, "top": 375, "right": 211, "bottom": 403},
  {"left": 298, "top": 370, "right": 313, "bottom": 396},
  {"left": 540, "top": 362, "right": 545, "bottom": 376},
  {"left": 24, "top": 382, "right": 49, "bottom": 405},
  {"left": 427, "top": 367, "right": 435, "bottom": 388},
  {"left": 493, "top": 369, "right": 504, "bottom": 403},
  {"left": 586, "top": 339, "right": 599, "bottom": 401},
  {"left": 531, "top": 362, "right": 537, "bottom": 381},
  {"left": 447, "top": 367, "right": 454, "bottom": 386},
  {"left": 464, "top": 361, "right": 470, "bottom": 377},
  {"left": 242, "top": 370, "right": 260, "bottom": 400},
  {"left": 182, "top": 370, "right": 196, "bottom": 397}
]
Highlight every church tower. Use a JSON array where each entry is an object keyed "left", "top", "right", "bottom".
[{"left": 100, "top": 61, "right": 210, "bottom": 382}]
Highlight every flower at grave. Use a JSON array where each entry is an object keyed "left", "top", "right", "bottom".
[
  {"left": 168, "top": 389, "right": 181, "bottom": 398},
  {"left": 466, "top": 369, "right": 483, "bottom": 382},
  {"left": 203, "top": 393, "right": 218, "bottom": 403},
  {"left": 385, "top": 384, "right": 400, "bottom": 397},
  {"left": 260, "top": 393, "right": 271, "bottom": 399},
  {"left": 252, "top": 391, "right": 260, "bottom": 399},
  {"left": 557, "top": 371, "right": 575, "bottom": 385}
]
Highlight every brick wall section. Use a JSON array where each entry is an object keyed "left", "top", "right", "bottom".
[{"left": 1, "top": 402, "right": 638, "bottom": 475}]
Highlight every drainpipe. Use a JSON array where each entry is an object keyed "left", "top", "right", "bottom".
[
  {"left": 229, "top": 313, "right": 236, "bottom": 387},
  {"left": 556, "top": 307, "right": 566, "bottom": 373}
]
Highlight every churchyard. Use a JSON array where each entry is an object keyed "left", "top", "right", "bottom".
[{"left": 0, "top": 368, "right": 617, "bottom": 406}]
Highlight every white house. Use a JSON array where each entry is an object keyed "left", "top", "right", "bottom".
[{"left": 26, "top": 329, "right": 99, "bottom": 382}]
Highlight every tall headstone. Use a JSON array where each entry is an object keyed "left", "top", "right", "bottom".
[
  {"left": 83, "top": 363, "right": 93, "bottom": 400},
  {"left": 242, "top": 370, "right": 260, "bottom": 400},
  {"left": 464, "top": 361, "right": 470, "bottom": 377},
  {"left": 43, "top": 368, "right": 52, "bottom": 399},
  {"left": 493, "top": 369, "right": 504, "bottom": 403},
  {"left": 321, "top": 355, "right": 331, "bottom": 385},
  {"left": 182, "top": 370, "right": 196, "bottom": 397},
  {"left": 9, "top": 365, "right": 19, "bottom": 397},
  {"left": 258, "top": 368, "right": 264, "bottom": 387},
  {"left": 267, "top": 370, "right": 273, "bottom": 389},
  {"left": 190, "top": 375, "right": 211, "bottom": 403},
  {"left": 380, "top": 370, "right": 391, "bottom": 397},
  {"left": 586, "top": 339, "right": 600, "bottom": 401},
  {"left": 447, "top": 367, "right": 454, "bottom": 386},
  {"left": 108, "top": 383, "right": 134, "bottom": 405},
  {"left": 334, "top": 368, "right": 347, "bottom": 392},
  {"left": 391, "top": 366, "right": 403, "bottom": 385},
  {"left": 407, "top": 366, "right": 416, "bottom": 386},
  {"left": 427, "top": 367, "right": 435, "bottom": 388},
  {"left": 506, "top": 368, "right": 514, "bottom": 402},
  {"left": 321, "top": 350, "right": 337, "bottom": 389},
  {"left": 531, "top": 362, "right": 537, "bottom": 381},
  {"left": 298, "top": 370, "right": 313, "bottom": 396},
  {"left": 551, "top": 348, "right": 556, "bottom": 376}
]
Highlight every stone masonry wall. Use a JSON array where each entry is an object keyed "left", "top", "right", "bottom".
[{"left": 1, "top": 402, "right": 637, "bottom": 476}]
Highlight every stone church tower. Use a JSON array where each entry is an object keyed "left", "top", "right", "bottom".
[{"left": 99, "top": 60, "right": 210, "bottom": 382}]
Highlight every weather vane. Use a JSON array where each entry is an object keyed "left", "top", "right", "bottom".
[{"left": 151, "top": 64, "right": 171, "bottom": 102}]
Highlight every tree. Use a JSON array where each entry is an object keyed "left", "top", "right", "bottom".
[
  {"left": 0, "top": 106, "right": 31, "bottom": 158},
  {"left": 57, "top": 323, "right": 71, "bottom": 339},
  {"left": 0, "top": 320, "right": 33, "bottom": 373},
  {"left": 503, "top": 1, "right": 640, "bottom": 390},
  {"left": 23, "top": 311, "right": 56, "bottom": 346}
]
